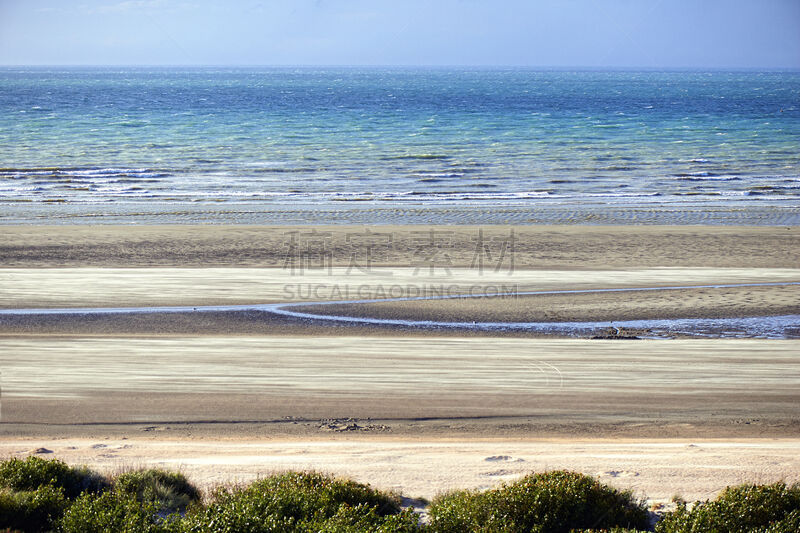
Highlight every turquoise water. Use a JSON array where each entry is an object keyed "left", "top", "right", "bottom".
[{"left": 1, "top": 67, "right": 798, "bottom": 224}]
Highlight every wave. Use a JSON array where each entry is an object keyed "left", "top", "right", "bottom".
[
  {"left": 380, "top": 154, "right": 451, "bottom": 161},
  {"left": 411, "top": 174, "right": 465, "bottom": 182},
  {"left": 599, "top": 165, "right": 637, "bottom": 171},
  {"left": 0, "top": 167, "right": 166, "bottom": 180},
  {"left": 674, "top": 174, "right": 742, "bottom": 181},
  {"left": 249, "top": 166, "right": 324, "bottom": 174}
]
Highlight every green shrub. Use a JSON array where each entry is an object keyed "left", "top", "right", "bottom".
[
  {"left": 114, "top": 469, "right": 200, "bottom": 513},
  {"left": 303, "top": 503, "right": 421, "bottom": 532},
  {"left": 0, "top": 485, "right": 68, "bottom": 532},
  {"left": 0, "top": 457, "right": 107, "bottom": 498},
  {"left": 181, "top": 471, "right": 408, "bottom": 533},
  {"left": 656, "top": 482, "right": 800, "bottom": 533},
  {"left": 427, "top": 470, "right": 649, "bottom": 533},
  {"left": 580, "top": 529, "right": 649, "bottom": 533},
  {"left": 58, "top": 490, "right": 182, "bottom": 533},
  {"left": 760, "top": 509, "right": 800, "bottom": 533}
]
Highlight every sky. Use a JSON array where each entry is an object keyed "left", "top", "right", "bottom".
[{"left": 1, "top": 0, "right": 799, "bottom": 68}]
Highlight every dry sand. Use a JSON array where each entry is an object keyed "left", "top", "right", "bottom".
[
  {"left": 1, "top": 266, "right": 799, "bottom": 310},
  {"left": 2, "top": 437, "right": 798, "bottom": 505},
  {"left": 302, "top": 283, "right": 800, "bottom": 323},
  {"left": 1, "top": 224, "right": 798, "bottom": 503}
]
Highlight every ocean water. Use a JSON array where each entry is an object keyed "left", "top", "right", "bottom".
[{"left": 1, "top": 67, "right": 798, "bottom": 225}]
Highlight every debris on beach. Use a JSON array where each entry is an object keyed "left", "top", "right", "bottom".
[
  {"left": 591, "top": 326, "right": 642, "bottom": 340},
  {"left": 318, "top": 418, "right": 390, "bottom": 432}
]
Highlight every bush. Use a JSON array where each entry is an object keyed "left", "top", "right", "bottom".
[
  {"left": 0, "top": 457, "right": 107, "bottom": 498},
  {"left": 181, "top": 471, "right": 409, "bottom": 532},
  {"left": 761, "top": 509, "right": 800, "bottom": 533},
  {"left": 581, "top": 530, "right": 649, "bottom": 533},
  {"left": 427, "top": 470, "right": 649, "bottom": 533},
  {"left": 656, "top": 482, "right": 800, "bottom": 533},
  {"left": 0, "top": 485, "right": 68, "bottom": 532},
  {"left": 581, "top": 530, "right": 648, "bottom": 533},
  {"left": 58, "top": 490, "right": 182, "bottom": 533},
  {"left": 304, "top": 503, "right": 421, "bottom": 532},
  {"left": 114, "top": 469, "right": 200, "bottom": 513}
]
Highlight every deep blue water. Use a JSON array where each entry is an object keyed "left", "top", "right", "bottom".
[{"left": 1, "top": 67, "right": 798, "bottom": 224}]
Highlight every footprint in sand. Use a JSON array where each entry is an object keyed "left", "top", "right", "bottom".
[
  {"left": 598, "top": 470, "right": 639, "bottom": 478},
  {"left": 484, "top": 455, "right": 525, "bottom": 463},
  {"left": 482, "top": 469, "right": 517, "bottom": 477}
]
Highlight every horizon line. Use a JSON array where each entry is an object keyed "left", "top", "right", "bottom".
[{"left": 2, "top": 64, "right": 799, "bottom": 71}]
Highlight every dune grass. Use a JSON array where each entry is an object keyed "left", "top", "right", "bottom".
[{"left": 114, "top": 468, "right": 200, "bottom": 514}]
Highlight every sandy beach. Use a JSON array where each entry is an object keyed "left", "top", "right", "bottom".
[
  {"left": 1, "top": 224, "right": 798, "bottom": 503},
  {"left": 1, "top": 437, "right": 798, "bottom": 506}
]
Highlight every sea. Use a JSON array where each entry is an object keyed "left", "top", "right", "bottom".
[{"left": 1, "top": 67, "right": 798, "bottom": 225}]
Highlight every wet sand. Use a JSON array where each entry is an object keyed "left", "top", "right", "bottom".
[
  {"left": 2, "top": 336, "right": 799, "bottom": 436},
  {"left": 1, "top": 224, "right": 798, "bottom": 268}
]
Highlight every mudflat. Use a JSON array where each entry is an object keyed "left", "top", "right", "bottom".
[{"left": 0, "top": 224, "right": 797, "bottom": 268}]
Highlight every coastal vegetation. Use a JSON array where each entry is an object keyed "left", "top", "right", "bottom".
[
  {"left": 427, "top": 470, "right": 649, "bottom": 532},
  {"left": 654, "top": 482, "right": 800, "bottom": 533},
  {"left": 0, "top": 457, "right": 798, "bottom": 532}
]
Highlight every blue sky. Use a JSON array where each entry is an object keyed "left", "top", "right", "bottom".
[{"left": 1, "top": 0, "right": 798, "bottom": 67}]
